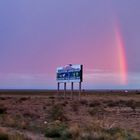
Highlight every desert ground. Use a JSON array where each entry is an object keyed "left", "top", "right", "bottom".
[{"left": 0, "top": 90, "right": 140, "bottom": 140}]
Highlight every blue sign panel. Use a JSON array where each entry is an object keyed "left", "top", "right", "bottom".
[{"left": 56, "top": 64, "right": 83, "bottom": 83}]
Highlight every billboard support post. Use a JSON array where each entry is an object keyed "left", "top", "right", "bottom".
[
  {"left": 57, "top": 82, "right": 60, "bottom": 95},
  {"left": 79, "top": 82, "right": 82, "bottom": 100},
  {"left": 71, "top": 82, "right": 74, "bottom": 99},
  {"left": 64, "top": 82, "right": 66, "bottom": 98}
]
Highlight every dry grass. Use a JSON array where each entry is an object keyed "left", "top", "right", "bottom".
[
  {"left": 44, "top": 120, "right": 140, "bottom": 140},
  {"left": 0, "top": 91, "right": 140, "bottom": 139},
  {"left": 0, "top": 129, "right": 31, "bottom": 140}
]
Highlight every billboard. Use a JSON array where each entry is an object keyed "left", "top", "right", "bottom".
[{"left": 56, "top": 64, "right": 83, "bottom": 83}]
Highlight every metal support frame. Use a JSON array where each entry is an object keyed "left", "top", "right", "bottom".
[
  {"left": 57, "top": 82, "right": 60, "bottom": 95},
  {"left": 64, "top": 82, "right": 66, "bottom": 98},
  {"left": 79, "top": 82, "right": 82, "bottom": 100},
  {"left": 71, "top": 82, "right": 74, "bottom": 99},
  {"left": 57, "top": 82, "right": 82, "bottom": 100}
]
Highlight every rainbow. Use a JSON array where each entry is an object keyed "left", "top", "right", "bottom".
[{"left": 114, "top": 23, "right": 127, "bottom": 85}]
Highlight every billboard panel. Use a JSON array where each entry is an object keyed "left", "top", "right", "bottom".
[{"left": 56, "top": 64, "right": 83, "bottom": 83}]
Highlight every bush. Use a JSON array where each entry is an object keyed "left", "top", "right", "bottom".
[
  {"left": 60, "top": 101, "right": 68, "bottom": 107},
  {"left": 71, "top": 102, "right": 79, "bottom": 112},
  {"left": 19, "top": 97, "right": 30, "bottom": 102},
  {"left": 45, "top": 121, "right": 69, "bottom": 138},
  {"left": 48, "top": 104, "right": 67, "bottom": 122},
  {"left": 104, "top": 127, "right": 140, "bottom": 140},
  {"left": 0, "top": 133, "right": 8, "bottom": 140},
  {"left": 60, "top": 129, "right": 72, "bottom": 140},
  {"left": 0, "top": 106, "right": 7, "bottom": 115},
  {"left": 45, "top": 127, "right": 61, "bottom": 138},
  {"left": 68, "top": 124, "right": 81, "bottom": 139},
  {"left": 0, "top": 97, "right": 7, "bottom": 101},
  {"left": 0, "top": 131, "right": 31, "bottom": 140},
  {"left": 89, "top": 101, "right": 101, "bottom": 107},
  {"left": 9, "top": 132, "right": 31, "bottom": 140},
  {"left": 48, "top": 96, "right": 55, "bottom": 99},
  {"left": 126, "top": 100, "right": 137, "bottom": 112},
  {"left": 106, "top": 100, "right": 118, "bottom": 107},
  {"left": 80, "top": 127, "right": 140, "bottom": 140},
  {"left": 88, "top": 107, "right": 105, "bottom": 117},
  {"left": 80, "top": 100, "right": 88, "bottom": 106},
  {"left": 44, "top": 121, "right": 140, "bottom": 140},
  {"left": 88, "top": 108, "right": 98, "bottom": 116}
]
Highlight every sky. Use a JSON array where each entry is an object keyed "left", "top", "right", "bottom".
[{"left": 0, "top": 0, "right": 140, "bottom": 89}]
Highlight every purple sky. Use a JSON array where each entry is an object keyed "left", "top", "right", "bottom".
[{"left": 0, "top": 0, "right": 140, "bottom": 89}]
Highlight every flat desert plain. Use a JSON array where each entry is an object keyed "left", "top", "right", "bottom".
[{"left": 0, "top": 90, "right": 140, "bottom": 140}]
